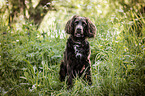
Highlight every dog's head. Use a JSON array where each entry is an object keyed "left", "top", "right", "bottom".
[{"left": 65, "top": 15, "right": 97, "bottom": 38}]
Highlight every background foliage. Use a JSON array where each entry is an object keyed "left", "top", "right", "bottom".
[{"left": 0, "top": 0, "right": 145, "bottom": 95}]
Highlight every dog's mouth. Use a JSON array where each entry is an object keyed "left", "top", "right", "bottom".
[
  {"left": 75, "top": 33, "right": 83, "bottom": 37},
  {"left": 75, "top": 31, "right": 84, "bottom": 37}
]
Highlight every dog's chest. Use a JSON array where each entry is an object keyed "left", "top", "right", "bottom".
[{"left": 73, "top": 42, "right": 84, "bottom": 58}]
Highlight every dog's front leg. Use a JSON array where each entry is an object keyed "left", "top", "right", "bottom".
[
  {"left": 86, "top": 65, "right": 92, "bottom": 85},
  {"left": 59, "top": 61, "right": 67, "bottom": 82},
  {"left": 67, "top": 64, "right": 73, "bottom": 89}
]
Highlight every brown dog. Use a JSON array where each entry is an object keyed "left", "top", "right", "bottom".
[{"left": 59, "top": 15, "right": 96, "bottom": 89}]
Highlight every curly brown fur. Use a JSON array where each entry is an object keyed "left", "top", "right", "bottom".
[{"left": 59, "top": 15, "right": 97, "bottom": 89}]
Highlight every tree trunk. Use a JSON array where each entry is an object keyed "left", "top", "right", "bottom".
[
  {"left": 7, "top": 0, "right": 54, "bottom": 28},
  {"left": 28, "top": 0, "right": 54, "bottom": 28}
]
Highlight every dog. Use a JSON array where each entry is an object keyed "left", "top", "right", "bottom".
[{"left": 59, "top": 15, "right": 96, "bottom": 89}]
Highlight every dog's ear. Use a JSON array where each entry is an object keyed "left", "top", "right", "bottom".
[
  {"left": 65, "top": 15, "right": 79, "bottom": 34},
  {"left": 86, "top": 18, "right": 97, "bottom": 38}
]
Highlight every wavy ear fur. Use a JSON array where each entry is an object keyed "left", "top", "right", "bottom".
[
  {"left": 65, "top": 15, "right": 79, "bottom": 34},
  {"left": 86, "top": 18, "right": 97, "bottom": 38}
]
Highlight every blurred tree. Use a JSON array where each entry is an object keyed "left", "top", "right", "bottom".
[
  {"left": 28, "top": 0, "right": 55, "bottom": 28},
  {"left": 1, "top": 0, "right": 55, "bottom": 28}
]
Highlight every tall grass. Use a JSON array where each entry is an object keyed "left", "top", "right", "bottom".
[{"left": 1, "top": 2, "right": 145, "bottom": 96}]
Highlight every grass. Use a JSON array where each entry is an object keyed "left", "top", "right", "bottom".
[{"left": 0, "top": 3, "right": 145, "bottom": 96}]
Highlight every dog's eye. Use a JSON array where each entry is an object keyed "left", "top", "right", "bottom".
[
  {"left": 82, "top": 22, "right": 86, "bottom": 26},
  {"left": 75, "top": 21, "right": 79, "bottom": 25}
]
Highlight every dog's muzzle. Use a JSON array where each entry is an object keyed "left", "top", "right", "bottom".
[{"left": 75, "top": 27, "right": 84, "bottom": 37}]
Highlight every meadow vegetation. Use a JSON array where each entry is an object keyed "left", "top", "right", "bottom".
[{"left": 0, "top": 0, "right": 145, "bottom": 95}]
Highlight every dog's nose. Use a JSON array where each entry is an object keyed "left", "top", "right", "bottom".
[{"left": 77, "top": 28, "right": 81, "bottom": 31}]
